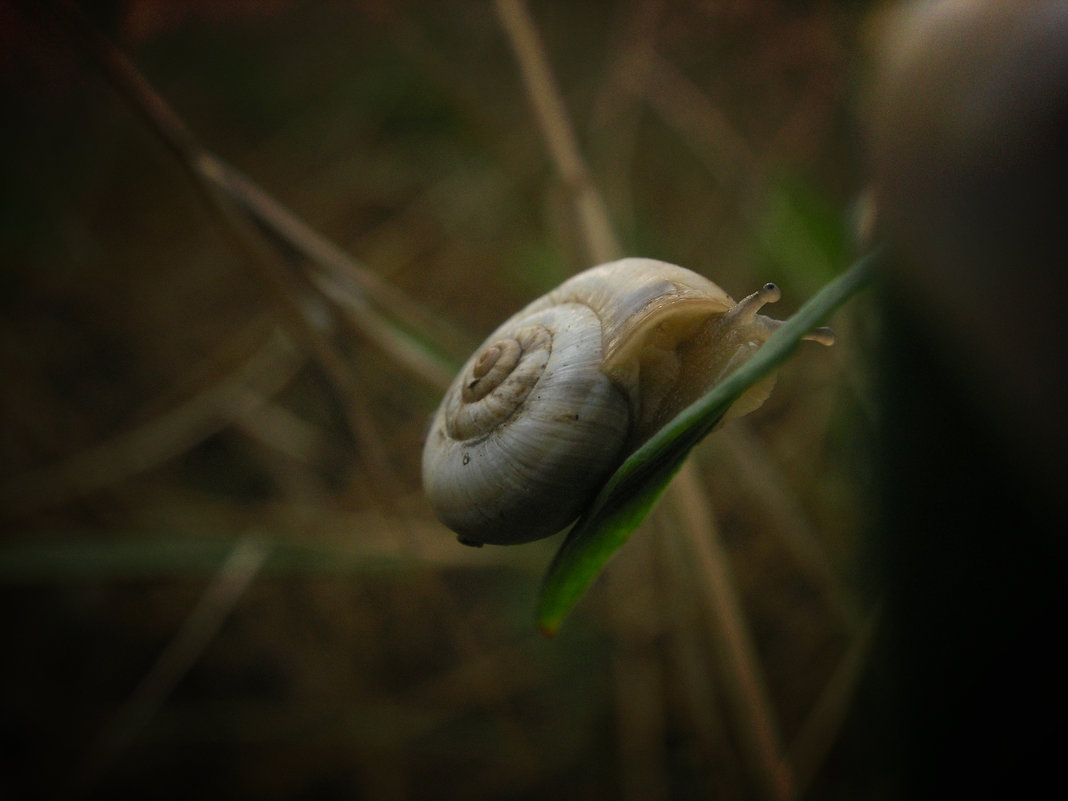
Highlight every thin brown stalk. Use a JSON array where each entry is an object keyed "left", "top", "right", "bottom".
[
  {"left": 495, "top": 7, "right": 796, "bottom": 799},
  {"left": 604, "top": 528, "right": 672, "bottom": 801},
  {"left": 494, "top": 0, "right": 622, "bottom": 265},
  {"left": 787, "top": 607, "right": 880, "bottom": 798},
  {"left": 48, "top": 0, "right": 409, "bottom": 518},
  {"left": 587, "top": 30, "right": 658, "bottom": 235},
  {"left": 658, "top": 512, "right": 742, "bottom": 797},
  {"left": 495, "top": 5, "right": 681, "bottom": 792},
  {"left": 35, "top": 8, "right": 548, "bottom": 794},
  {"left": 669, "top": 465, "right": 796, "bottom": 801},
  {"left": 613, "top": 648, "right": 670, "bottom": 801},
  {"left": 0, "top": 328, "right": 301, "bottom": 518},
  {"left": 194, "top": 153, "right": 460, "bottom": 388},
  {"left": 636, "top": 51, "right": 842, "bottom": 295},
  {"left": 717, "top": 424, "right": 861, "bottom": 631},
  {"left": 638, "top": 52, "right": 756, "bottom": 191},
  {"left": 71, "top": 536, "right": 270, "bottom": 797},
  {"left": 308, "top": 266, "right": 454, "bottom": 390},
  {"left": 194, "top": 124, "right": 542, "bottom": 788},
  {"left": 233, "top": 396, "right": 343, "bottom": 467}
]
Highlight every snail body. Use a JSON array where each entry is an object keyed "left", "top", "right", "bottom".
[{"left": 422, "top": 258, "right": 831, "bottom": 546}]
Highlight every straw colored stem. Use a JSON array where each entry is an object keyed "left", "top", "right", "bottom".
[
  {"left": 669, "top": 465, "right": 795, "bottom": 801},
  {"left": 50, "top": 0, "right": 408, "bottom": 515},
  {"left": 497, "top": 7, "right": 794, "bottom": 797},
  {"left": 0, "top": 328, "right": 300, "bottom": 518},
  {"left": 718, "top": 425, "right": 861, "bottom": 631},
  {"left": 72, "top": 537, "right": 270, "bottom": 795},
  {"left": 494, "top": 0, "right": 622, "bottom": 265},
  {"left": 195, "top": 153, "right": 459, "bottom": 389},
  {"left": 787, "top": 607, "right": 881, "bottom": 798}
]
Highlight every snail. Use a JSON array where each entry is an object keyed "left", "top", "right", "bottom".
[{"left": 422, "top": 258, "right": 833, "bottom": 546}]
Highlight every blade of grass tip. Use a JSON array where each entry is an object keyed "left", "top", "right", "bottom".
[{"left": 539, "top": 249, "right": 880, "bottom": 634}]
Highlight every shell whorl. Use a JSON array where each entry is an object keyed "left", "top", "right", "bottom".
[
  {"left": 421, "top": 257, "right": 829, "bottom": 546},
  {"left": 422, "top": 303, "right": 630, "bottom": 546},
  {"left": 533, "top": 258, "right": 734, "bottom": 366},
  {"left": 447, "top": 326, "right": 551, "bottom": 440}
]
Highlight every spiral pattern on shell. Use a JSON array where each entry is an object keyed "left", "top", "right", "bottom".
[
  {"left": 447, "top": 326, "right": 550, "bottom": 440},
  {"left": 420, "top": 257, "right": 827, "bottom": 546},
  {"left": 422, "top": 303, "right": 631, "bottom": 546}
]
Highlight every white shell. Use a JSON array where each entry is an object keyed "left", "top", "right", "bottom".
[
  {"left": 422, "top": 302, "right": 630, "bottom": 545},
  {"left": 421, "top": 257, "right": 812, "bottom": 546}
]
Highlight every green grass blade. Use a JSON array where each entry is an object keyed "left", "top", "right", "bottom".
[
  {"left": 0, "top": 531, "right": 532, "bottom": 583},
  {"left": 537, "top": 250, "right": 880, "bottom": 634}
]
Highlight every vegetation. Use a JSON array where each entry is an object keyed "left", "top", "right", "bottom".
[{"left": 1, "top": 2, "right": 883, "bottom": 799}]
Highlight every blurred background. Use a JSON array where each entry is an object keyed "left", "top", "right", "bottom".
[{"left": 5, "top": 1, "right": 1061, "bottom": 799}]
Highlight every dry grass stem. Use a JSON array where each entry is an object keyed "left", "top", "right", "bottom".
[
  {"left": 196, "top": 153, "right": 462, "bottom": 388},
  {"left": 718, "top": 424, "right": 860, "bottom": 631},
  {"left": 638, "top": 52, "right": 756, "bottom": 192},
  {"left": 787, "top": 608, "right": 880, "bottom": 798},
  {"left": 495, "top": 5, "right": 804, "bottom": 799},
  {"left": 613, "top": 650, "right": 670, "bottom": 801},
  {"left": 494, "top": 0, "right": 622, "bottom": 265},
  {"left": 0, "top": 329, "right": 301, "bottom": 518},
  {"left": 670, "top": 465, "right": 795, "bottom": 801},
  {"left": 42, "top": 16, "right": 528, "bottom": 794},
  {"left": 658, "top": 513, "right": 740, "bottom": 794},
  {"left": 51, "top": 0, "right": 426, "bottom": 520},
  {"left": 3, "top": 4, "right": 875, "bottom": 798},
  {"left": 72, "top": 536, "right": 270, "bottom": 795},
  {"left": 232, "top": 397, "right": 344, "bottom": 467},
  {"left": 604, "top": 529, "right": 670, "bottom": 801}
]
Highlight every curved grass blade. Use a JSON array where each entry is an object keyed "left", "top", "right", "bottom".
[{"left": 538, "top": 250, "right": 880, "bottom": 634}]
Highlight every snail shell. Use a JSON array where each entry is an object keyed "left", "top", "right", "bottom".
[{"left": 422, "top": 258, "right": 832, "bottom": 546}]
